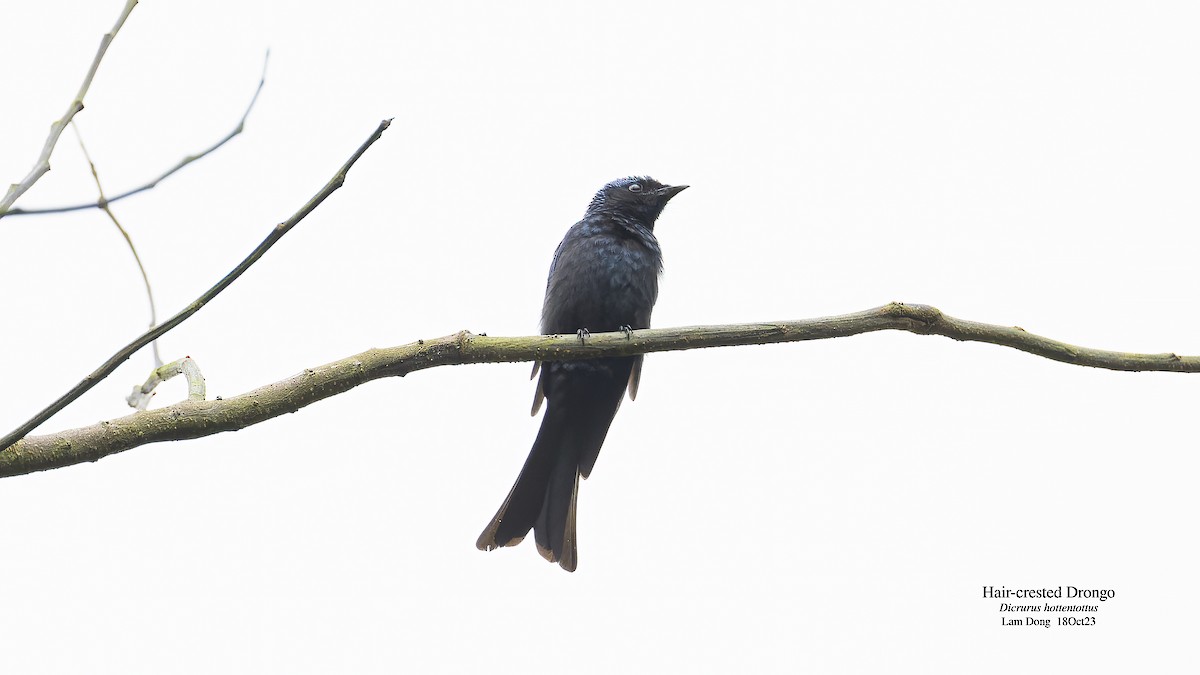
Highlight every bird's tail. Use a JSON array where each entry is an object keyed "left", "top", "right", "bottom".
[{"left": 475, "top": 361, "right": 629, "bottom": 572}]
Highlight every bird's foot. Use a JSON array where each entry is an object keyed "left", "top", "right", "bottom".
[
  {"left": 576, "top": 328, "right": 590, "bottom": 344},
  {"left": 619, "top": 325, "right": 634, "bottom": 340}
]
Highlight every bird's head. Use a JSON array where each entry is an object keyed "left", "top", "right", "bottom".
[{"left": 586, "top": 176, "right": 688, "bottom": 226}]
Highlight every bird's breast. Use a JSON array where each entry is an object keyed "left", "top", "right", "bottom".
[{"left": 540, "top": 226, "right": 661, "bottom": 335}]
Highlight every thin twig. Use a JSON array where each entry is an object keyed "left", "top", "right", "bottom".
[
  {"left": 3, "top": 302, "right": 1197, "bottom": 478},
  {"left": 70, "top": 120, "right": 163, "bottom": 366},
  {"left": 0, "top": 0, "right": 139, "bottom": 218},
  {"left": 0, "top": 118, "right": 393, "bottom": 451},
  {"left": 5, "top": 50, "right": 270, "bottom": 217},
  {"left": 127, "top": 357, "right": 206, "bottom": 411}
]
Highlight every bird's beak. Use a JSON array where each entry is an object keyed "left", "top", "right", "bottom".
[{"left": 656, "top": 184, "right": 689, "bottom": 201}]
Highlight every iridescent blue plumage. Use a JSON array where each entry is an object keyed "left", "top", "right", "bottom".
[
  {"left": 476, "top": 176, "right": 687, "bottom": 571},
  {"left": 586, "top": 176, "right": 658, "bottom": 212}
]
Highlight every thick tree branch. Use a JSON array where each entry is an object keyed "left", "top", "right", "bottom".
[
  {"left": 3, "top": 302, "right": 1196, "bottom": 478},
  {"left": 0, "top": 0, "right": 138, "bottom": 218},
  {"left": 4, "top": 51, "right": 269, "bottom": 217},
  {"left": 0, "top": 118, "right": 393, "bottom": 452}
]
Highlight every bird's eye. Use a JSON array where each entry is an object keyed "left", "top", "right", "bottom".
[{"left": 627, "top": 183, "right": 642, "bottom": 193}]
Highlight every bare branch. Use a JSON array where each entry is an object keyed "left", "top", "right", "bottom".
[
  {"left": 0, "top": 118, "right": 393, "bottom": 451},
  {"left": 71, "top": 120, "right": 163, "bottom": 366},
  {"left": 5, "top": 50, "right": 270, "bottom": 217},
  {"left": 0, "top": 0, "right": 139, "bottom": 218},
  {"left": 127, "top": 357, "right": 206, "bottom": 411},
  {"left": 3, "top": 302, "right": 1197, "bottom": 478}
]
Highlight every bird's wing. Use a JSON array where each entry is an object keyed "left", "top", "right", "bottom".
[
  {"left": 627, "top": 355, "right": 643, "bottom": 401},
  {"left": 576, "top": 358, "right": 633, "bottom": 479},
  {"left": 530, "top": 361, "right": 545, "bottom": 415}
]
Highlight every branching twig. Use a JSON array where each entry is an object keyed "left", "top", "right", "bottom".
[
  {"left": 0, "top": 118, "right": 393, "bottom": 452},
  {"left": 0, "top": 0, "right": 139, "bottom": 218},
  {"left": 5, "top": 50, "right": 270, "bottom": 217},
  {"left": 127, "top": 357, "right": 206, "bottom": 411},
  {"left": 71, "top": 120, "right": 163, "bottom": 366},
  {"left": 3, "top": 302, "right": 1197, "bottom": 478}
]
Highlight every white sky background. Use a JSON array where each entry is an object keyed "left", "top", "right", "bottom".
[{"left": 2, "top": 1, "right": 1198, "bottom": 672}]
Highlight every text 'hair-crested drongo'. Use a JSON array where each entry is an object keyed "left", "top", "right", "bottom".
[{"left": 476, "top": 177, "right": 688, "bottom": 572}]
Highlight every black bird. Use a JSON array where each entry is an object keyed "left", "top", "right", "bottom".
[{"left": 476, "top": 176, "right": 687, "bottom": 572}]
